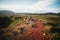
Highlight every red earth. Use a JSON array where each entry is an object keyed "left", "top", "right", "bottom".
[{"left": 24, "top": 20, "right": 50, "bottom": 40}]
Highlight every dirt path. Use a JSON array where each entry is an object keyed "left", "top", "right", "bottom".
[{"left": 24, "top": 20, "right": 50, "bottom": 40}]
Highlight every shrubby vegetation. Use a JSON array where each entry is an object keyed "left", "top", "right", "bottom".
[
  {"left": 46, "top": 16, "right": 60, "bottom": 40},
  {"left": 0, "top": 30, "right": 5, "bottom": 35},
  {"left": 0, "top": 17, "right": 13, "bottom": 28},
  {"left": 47, "top": 16, "right": 60, "bottom": 27},
  {"left": 49, "top": 28, "right": 60, "bottom": 33},
  {"left": 47, "top": 22, "right": 59, "bottom": 27},
  {"left": 0, "top": 13, "right": 60, "bottom": 40}
]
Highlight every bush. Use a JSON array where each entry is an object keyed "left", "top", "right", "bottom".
[
  {"left": 47, "top": 17, "right": 60, "bottom": 22},
  {"left": 2, "top": 35, "right": 10, "bottom": 40},
  {"left": 54, "top": 37, "right": 60, "bottom": 40},
  {"left": 0, "top": 30, "right": 5, "bottom": 35},
  {"left": 0, "top": 17, "right": 13, "bottom": 28},
  {"left": 49, "top": 28, "right": 60, "bottom": 33},
  {"left": 47, "top": 17, "right": 60, "bottom": 27},
  {"left": 47, "top": 22, "right": 59, "bottom": 27}
]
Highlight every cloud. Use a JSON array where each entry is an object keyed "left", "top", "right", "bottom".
[{"left": 0, "top": 0, "right": 60, "bottom": 13}]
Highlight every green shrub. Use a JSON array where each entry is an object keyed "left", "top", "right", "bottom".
[
  {"left": 0, "top": 17, "right": 13, "bottom": 28},
  {"left": 49, "top": 28, "right": 60, "bottom": 33}
]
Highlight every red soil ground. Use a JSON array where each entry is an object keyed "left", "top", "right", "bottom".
[{"left": 24, "top": 20, "right": 50, "bottom": 40}]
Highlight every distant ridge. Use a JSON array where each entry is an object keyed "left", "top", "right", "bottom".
[
  {"left": 0, "top": 10, "right": 14, "bottom": 13},
  {"left": 0, "top": 10, "right": 60, "bottom": 17},
  {"left": 0, "top": 10, "right": 14, "bottom": 16}
]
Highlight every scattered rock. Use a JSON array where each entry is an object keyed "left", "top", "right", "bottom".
[
  {"left": 18, "top": 28, "right": 24, "bottom": 31},
  {"left": 12, "top": 31, "right": 18, "bottom": 36},
  {"left": 18, "top": 28, "right": 27, "bottom": 34},
  {"left": 6, "top": 30, "right": 11, "bottom": 32},
  {"left": 31, "top": 24, "right": 37, "bottom": 28}
]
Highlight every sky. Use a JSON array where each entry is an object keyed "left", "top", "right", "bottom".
[{"left": 0, "top": 0, "right": 60, "bottom": 13}]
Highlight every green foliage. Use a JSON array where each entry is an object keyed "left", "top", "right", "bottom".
[
  {"left": 2, "top": 35, "right": 10, "bottom": 40},
  {"left": 54, "top": 37, "right": 60, "bottom": 40},
  {"left": 47, "top": 17, "right": 60, "bottom": 21},
  {"left": 47, "top": 22, "right": 59, "bottom": 27},
  {"left": 0, "top": 17, "right": 13, "bottom": 28},
  {"left": 47, "top": 16, "right": 60, "bottom": 40},
  {"left": 0, "top": 30, "right": 5, "bottom": 35},
  {"left": 47, "top": 16, "right": 60, "bottom": 27},
  {"left": 49, "top": 28, "right": 60, "bottom": 33}
]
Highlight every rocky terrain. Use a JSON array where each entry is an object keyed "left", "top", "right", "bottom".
[{"left": 0, "top": 14, "right": 60, "bottom": 40}]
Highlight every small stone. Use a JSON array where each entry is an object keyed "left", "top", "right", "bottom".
[
  {"left": 12, "top": 31, "right": 18, "bottom": 36},
  {"left": 32, "top": 24, "right": 37, "bottom": 28},
  {"left": 43, "top": 33, "right": 46, "bottom": 36}
]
